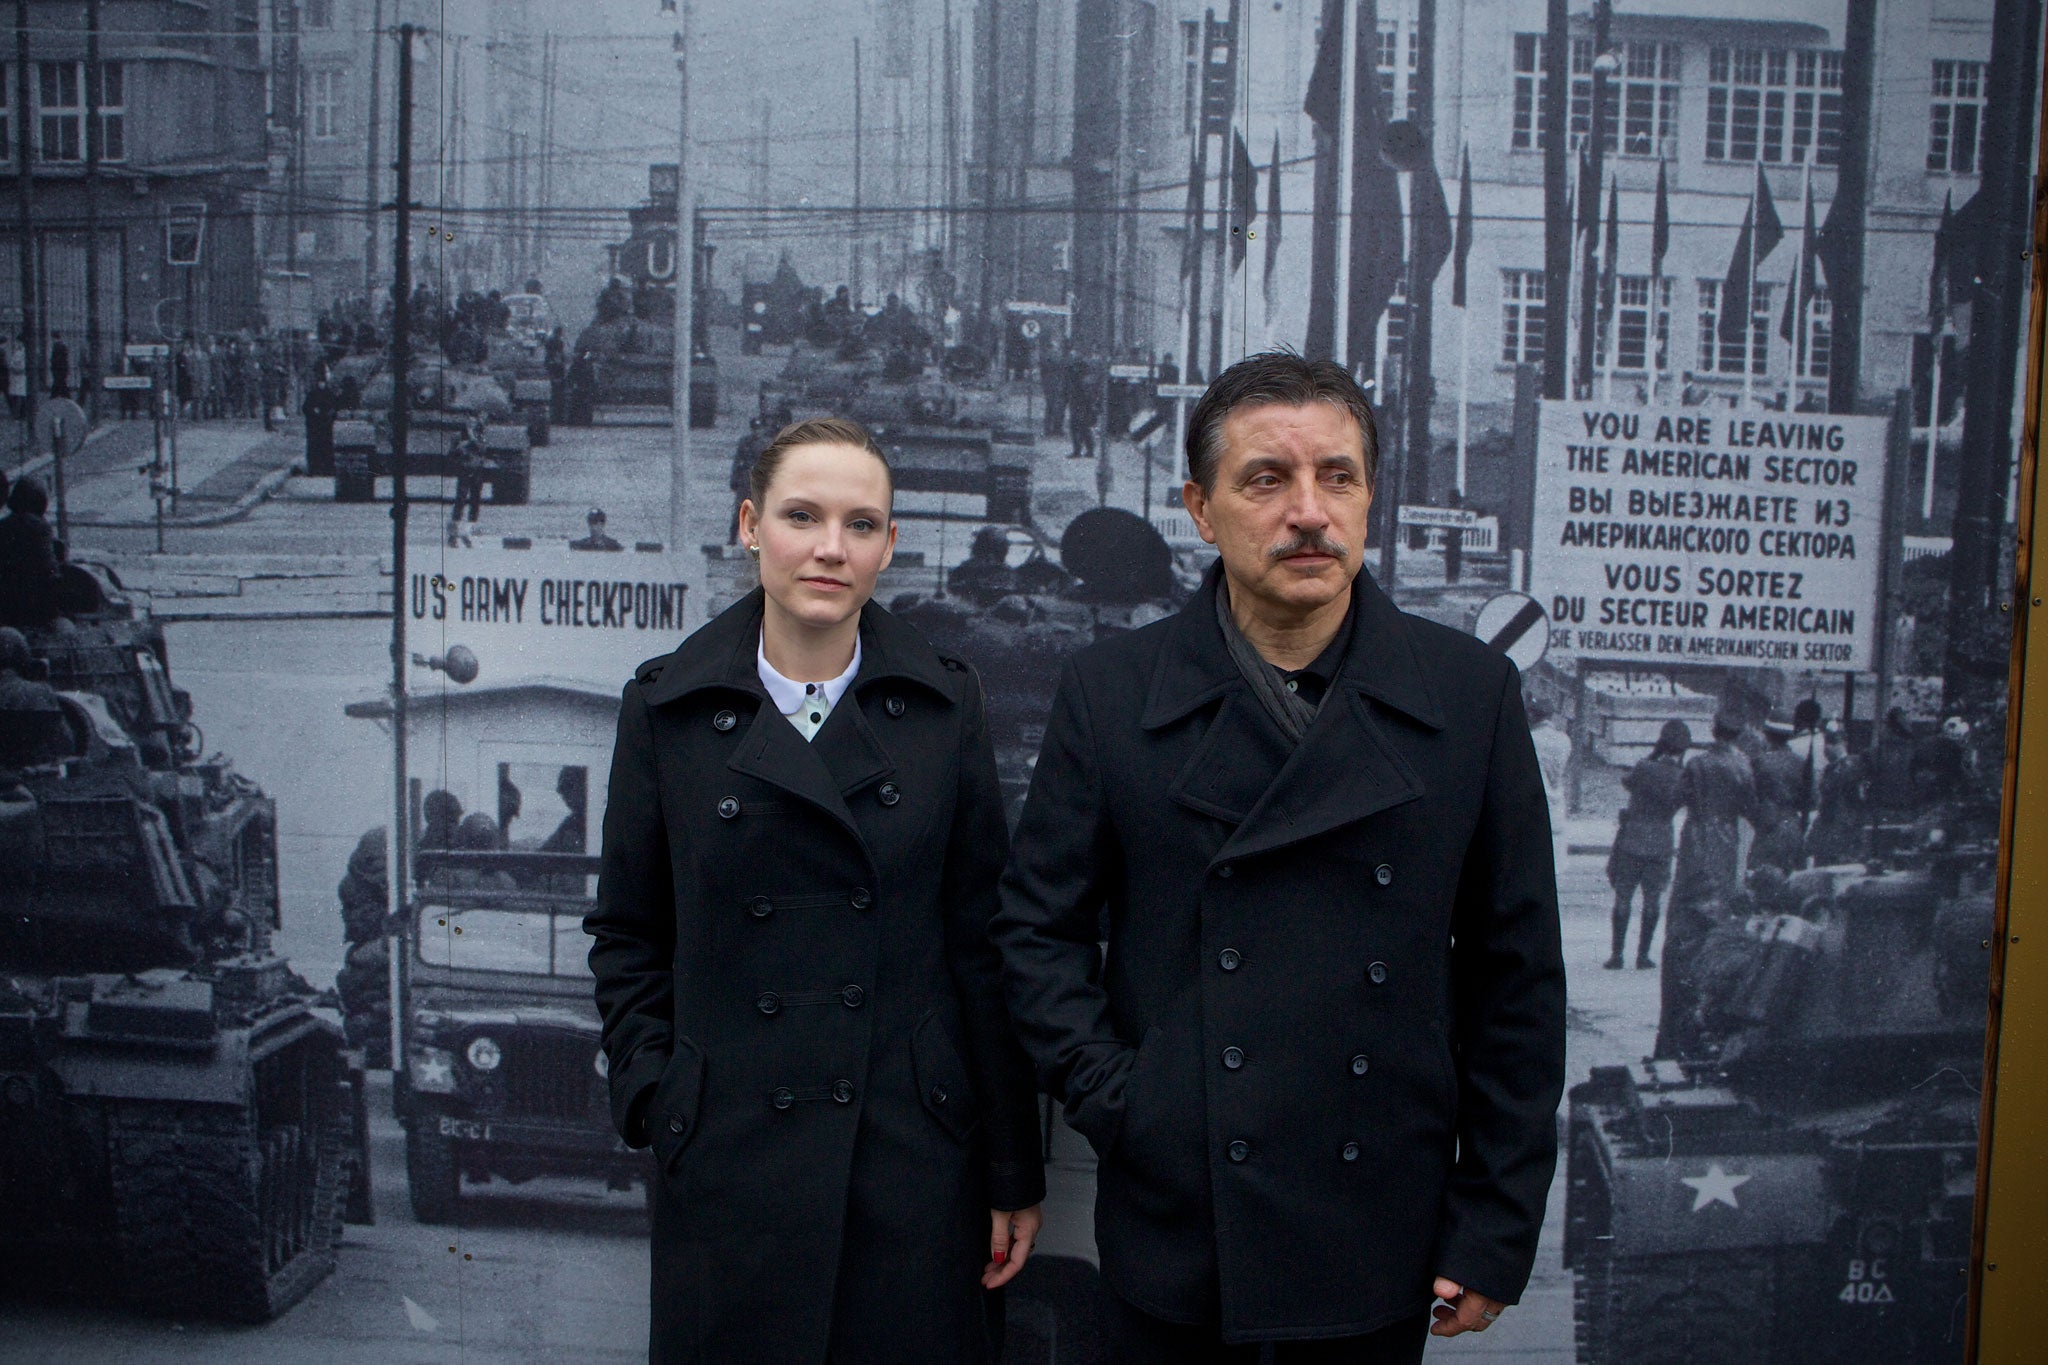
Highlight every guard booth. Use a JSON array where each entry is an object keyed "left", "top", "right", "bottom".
[{"left": 344, "top": 676, "right": 649, "bottom": 1222}]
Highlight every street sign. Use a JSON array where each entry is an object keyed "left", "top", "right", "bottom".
[
  {"left": 1157, "top": 383, "right": 1207, "bottom": 400},
  {"left": 125, "top": 342, "right": 169, "bottom": 359},
  {"left": 1530, "top": 401, "right": 1886, "bottom": 670},
  {"left": 1019, "top": 318, "right": 1041, "bottom": 340},
  {"left": 1398, "top": 504, "right": 1481, "bottom": 529},
  {"left": 1109, "top": 364, "right": 1153, "bottom": 379},
  {"left": 1004, "top": 300, "right": 1071, "bottom": 316},
  {"left": 1473, "top": 592, "right": 1549, "bottom": 672},
  {"left": 36, "top": 398, "right": 87, "bottom": 456},
  {"left": 102, "top": 374, "right": 153, "bottom": 390}
]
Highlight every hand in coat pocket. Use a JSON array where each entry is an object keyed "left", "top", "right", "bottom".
[{"left": 649, "top": 1037, "right": 705, "bottom": 1173}]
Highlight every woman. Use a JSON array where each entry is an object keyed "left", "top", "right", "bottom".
[{"left": 588, "top": 416, "right": 1045, "bottom": 1364}]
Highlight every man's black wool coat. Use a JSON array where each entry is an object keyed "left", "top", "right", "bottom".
[
  {"left": 993, "top": 564, "right": 1566, "bottom": 1342},
  {"left": 588, "top": 591, "right": 1045, "bottom": 1363}
]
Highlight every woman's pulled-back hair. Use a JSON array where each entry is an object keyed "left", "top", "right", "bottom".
[{"left": 748, "top": 415, "right": 895, "bottom": 512}]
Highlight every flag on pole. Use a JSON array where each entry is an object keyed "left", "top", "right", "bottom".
[
  {"left": 1599, "top": 173, "right": 1620, "bottom": 328},
  {"left": 1719, "top": 162, "right": 1784, "bottom": 344},
  {"left": 1779, "top": 160, "right": 1817, "bottom": 350},
  {"left": 1928, "top": 190, "right": 1955, "bottom": 333},
  {"left": 1231, "top": 129, "right": 1257, "bottom": 271},
  {"left": 1575, "top": 148, "right": 1598, "bottom": 242},
  {"left": 1264, "top": 130, "right": 1284, "bottom": 325},
  {"left": 1410, "top": 145, "right": 1454, "bottom": 298},
  {"left": 1451, "top": 145, "right": 1473, "bottom": 308},
  {"left": 1346, "top": 0, "right": 1402, "bottom": 372},
  {"left": 1303, "top": 0, "right": 1346, "bottom": 361},
  {"left": 1651, "top": 158, "right": 1670, "bottom": 281}
]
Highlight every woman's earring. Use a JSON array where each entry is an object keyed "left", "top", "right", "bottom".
[{"left": 747, "top": 542, "right": 760, "bottom": 557}]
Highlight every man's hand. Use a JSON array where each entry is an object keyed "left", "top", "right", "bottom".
[
  {"left": 982, "top": 1205, "right": 1043, "bottom": 1289},
  {"left": 1430, "top": 1276, "right": 1506, "bottom": 1336}
]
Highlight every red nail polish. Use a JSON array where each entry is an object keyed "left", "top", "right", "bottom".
[{"left": 993, "top": 1249, "right": 1007, "bottom": 1264}]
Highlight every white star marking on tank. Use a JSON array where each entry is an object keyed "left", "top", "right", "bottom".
[{"left": 1681, "top": 1163, "right": 1753, "bottom": 1212}]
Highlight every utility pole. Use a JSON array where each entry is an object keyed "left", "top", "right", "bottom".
[
  {"left": 14, "top": 0, "right": 36, "bottom": 464},
  {"left": 853, "top": 36, "right": 864, "bottom": 305},
  {"left": 363, "top": 0, "right": 383, "bottom": 301},
  {"left": 84, "top": 0, "right": 101, "bottom": 420},
  {"left": 1538, "top": 0, "right": 1569, "bottom": 400},
  {"left": 1573, "top": 0, "right": 1611, "bottom": 398},
  {"left": 670, "top": 3, "right": 694, "bottom": 551},
  {"left": 386, "top": 20, "right": 416, "bottom": 1073}
]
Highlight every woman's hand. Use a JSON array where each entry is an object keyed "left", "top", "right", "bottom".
[{"left": 982, "top": 1205, "right": 1042, "bottom": 1289}]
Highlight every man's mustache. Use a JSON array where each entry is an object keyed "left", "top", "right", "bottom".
[{"left": 1268, "top": 529, "right": 1350, "bottom": 560}]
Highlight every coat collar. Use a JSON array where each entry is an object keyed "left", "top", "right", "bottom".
[
  {"left": 1139, "top": 561, "right": 1445, "bottom": 734},
  {"left": 640, "top": 587, "right": 956, "bottom": 708}
]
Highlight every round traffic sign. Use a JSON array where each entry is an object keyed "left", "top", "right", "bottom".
[
  {"left": 1473, "top": 592, "right": 1549, "bottom": 672},
  {"left": 36, "top": 398, "right": 88, "bottom": 457},
  {"left": 1019, "top": 318, "right": 1041, "bottom": 340}
]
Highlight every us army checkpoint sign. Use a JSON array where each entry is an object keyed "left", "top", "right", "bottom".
[{"left": 1529, "top": 401, "right": 1887, "bottom": 671}]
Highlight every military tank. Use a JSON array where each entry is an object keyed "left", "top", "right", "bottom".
[
  {"left": 1563, "top": 835, "right": 1994, "bottom": 1364},
  {"left": 330, "top": 349, "right": 534, "bottom": 505},
  {"left": 891, "top": 508, "right": 1188, "bottom": 824},
  {"left": 0, "top": 565, "right": 366, "bottom": 1321}
]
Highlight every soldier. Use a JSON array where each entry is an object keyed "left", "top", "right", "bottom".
[
  {"left": 301, "top": 370, "right": 338, "bottom": 478},
  {"left": 570, "top": 507, "right": 624, "bottom": 552},
  {"left": 944, "top": 526, "right": 1017, "bottom": 607},
  {"left": 47, "top": 332, "right": 69, "bottom": 400},
  {"left": 1066, "top": 352, "right": 1098, "bottom": 460},
  {"left": 420, "top": 789, "right": 463, "bottom": 852},
  {"left": 1749, "top": 718, "right": 1810, "bottom": 872},
  {"left": 1038, "top": 339, "right": 1067, "bottom": 437},
  {"left": 538, "top": 767, "right": 589, "bottom": 854},
  {"left": 1605, "top": 719, "right": 1689, "bottom": 970},
  {"left": 445, "top": 416, "right": 487, "bottom": 546},
  {"left": 1656, "top": 710, "right": 1756, "bottom": 1059},
  {"left": 1807, "top": 725, "right": 1868, "bottom": 865},
  {"left": 0, "top": 478, "right": 61, "bottom": 629},
  {"left": 0, "top": 626, "right": 70, "bottom": 768}
]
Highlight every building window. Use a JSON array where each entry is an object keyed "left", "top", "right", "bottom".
[
  {"left": 1798, "top": 287, "right": 1832, "bottom": 379},
  {"left": 1595, "top": 275, "right": 1672, "bottom": 373},
  {"left": 1182, "top": 20, "right": 1200, "bottom": 135},
  {"left": 1375, "top": 21, "right": 1419, "bottom": 124},
  {"left": 305, "top": 0, "right": 335, "bottom": 29},
  {"left": 35, "top": 61, "right": 122, "bottom": 163},
  {"left": 1929, "top": 59, "right": 1985, "bottom": 174},
  {"left": 308, "top": 68, "right": 342, "bottom": 139},
  {"left": 1706, "top": 46, "right": 1840, "bottom": 165},
  {"left": 1512, "top": 35, "right": 1678, "bottom": 157},
  {"left": 1501, "top": 269, "right": 1546, "bottom": 364},
  {"left": 1697, "top": 279, "right": 1771, "bottom": 375}
]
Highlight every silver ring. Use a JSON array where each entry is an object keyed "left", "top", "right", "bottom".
[{"left": 1479, "top": 1308, "right": 1500, "bottom": 1322}]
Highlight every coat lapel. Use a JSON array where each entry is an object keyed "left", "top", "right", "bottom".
[
  {"left": 811, "top": 691, "right": 896, "bottom": 798},
  {"left": 727, "top": 701, "right": 865, "bottom": 843},
  {"left": 1146, "top": 564, "right": 1442, "bottom": 865}
]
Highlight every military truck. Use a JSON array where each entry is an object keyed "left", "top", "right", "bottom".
[
  {"left": 1563, "top": 838, "right": 1994, "bottom": 1364},
  {"left": 0, "top": 566, "right": 367, "bottom": 1321},
  {"left": 330, "top": 351, "right": 534, "bottom": 504}
]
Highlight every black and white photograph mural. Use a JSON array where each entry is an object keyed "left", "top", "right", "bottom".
[{"left": 0, "top": 0, "right": 2035, "bottom": 1359}]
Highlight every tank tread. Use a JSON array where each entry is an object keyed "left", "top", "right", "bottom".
[
  {"left": 1576, "top": 1246, "right": 1775, "bottom": 1364},
  {"left": 106, "top": 1091, "right": 347, "bottom": 1322}
]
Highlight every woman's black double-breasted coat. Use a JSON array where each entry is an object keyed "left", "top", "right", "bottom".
[{"left": 587, "top": 590, "right": 1045, "bottom": 1364}]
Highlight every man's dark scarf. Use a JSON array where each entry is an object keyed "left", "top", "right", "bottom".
[{"left": 1215, "top": 581, "right": 1329, "bottom": 745}]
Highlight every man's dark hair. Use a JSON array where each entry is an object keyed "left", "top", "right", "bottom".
[{"left": 1184, "top": 349, "right": 1378, "bottom": 493}]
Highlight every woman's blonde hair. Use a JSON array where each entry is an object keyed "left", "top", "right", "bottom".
[{"left": 748, "top": 415, "right": 894, "bottom": 512}]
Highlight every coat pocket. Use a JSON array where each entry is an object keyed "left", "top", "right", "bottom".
[
  {"left": 911, "top": 1010, "right": 981, "bottom": 1144},
  {"left": 648, "top": 1037, "right": 706, "bottom": 1173}
]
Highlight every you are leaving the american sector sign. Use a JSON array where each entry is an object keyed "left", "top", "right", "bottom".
[{"left": 1530, "top": 401, "right": 1886, "bottom": 671}]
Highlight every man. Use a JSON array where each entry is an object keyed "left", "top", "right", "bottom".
[
  {"left": 446, "top": 417, "right": 487, "bottom": 547},
  {"left": 0, "top": 477, "right": 61, "bottom": 629},
  {"left": 995, "top": 352, "right": 1565, "bottom": 1361},
  {"left": 570, "top": 507, "right": 624, "bottom": 552},
  {"left": 1039, "top": 340, "right": 1068, "bottom": 437},
  {"left": 1749, "top": 718, "right": 1809, "bottom": 872},
  {"left": 1806, "top": 724, "right": 1867, "bottom": 865},
  {"left": 1656, "top": 709, "right": 1754, "bottom": 1059},
  {"left": 47, "top": 332, "right": 69, "bottom": 400},
  {"left": 1605, "top": 719, "right": 1689, "bottom": 969},
  {"left": 1066, "top": 352, "right": 1099, "bottom": 461},
  {"left": 301, "top": 371, "right": 339, "bottom": 478}
]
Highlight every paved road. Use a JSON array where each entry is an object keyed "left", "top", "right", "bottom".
[{"left": 4, "top": 339, "right": 1660, "bottom": 1361}]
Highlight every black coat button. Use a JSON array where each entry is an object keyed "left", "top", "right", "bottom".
[
  {"left": 885, "top": 696, "right": 906, "bottom": 717},
  {"left": 1219, "top": 948, "right": 1242, "bottom": 971},
  {"left": 1215, "top": 863, "right": 1234, "bottom": 879},
  {"left": 717, "top": 796, "right": 740, "bottom": 819},
  {"left": 1222, "top": 1046, "right": 1244, "bottom": 1070},
  {"left": 712, "top": 709, "right": 737, "bottom": 732},
  {"left": 1367, "top": 961, "right": 1389, "bottom": 985},
  {"left": 1227, "top": 1139, "right": 1250, "bottom": 1163},
  {"left": 756, "top": 991, "right": 781, "bottom": 1016},
  {"left": 929, "top": 1086, "right": 948, "bottom": 1106},
  {"left": 771, "top": 1087, "right": 794, "bottom": 1110},
  {"left": 832, "top": 1079, "right": 855, "bottom": 1104},
  {"left": 1351, "top": 1054, "right": 1370, "bottom": 1075},
  {"left": 668, "top": 1115, "right": 685, "bottom": 1134},
  {"left": 1374, "top": 863, "right": 1393, "bottom": 886},
  {"left": 841, "top": 985, "right": 865, "bottom": 1008},
  {"left": 749, "top": 895, "right": 773, "bottom": 919},
  {"left": 1342, "top": 1141, "right": 1360, "bottom": 1162},
  {"left": 878, "top": 782, "right": 901, "bottom": 806},
  {"left": 849, "top": 887, "right": 872, "bottom": 910}
]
